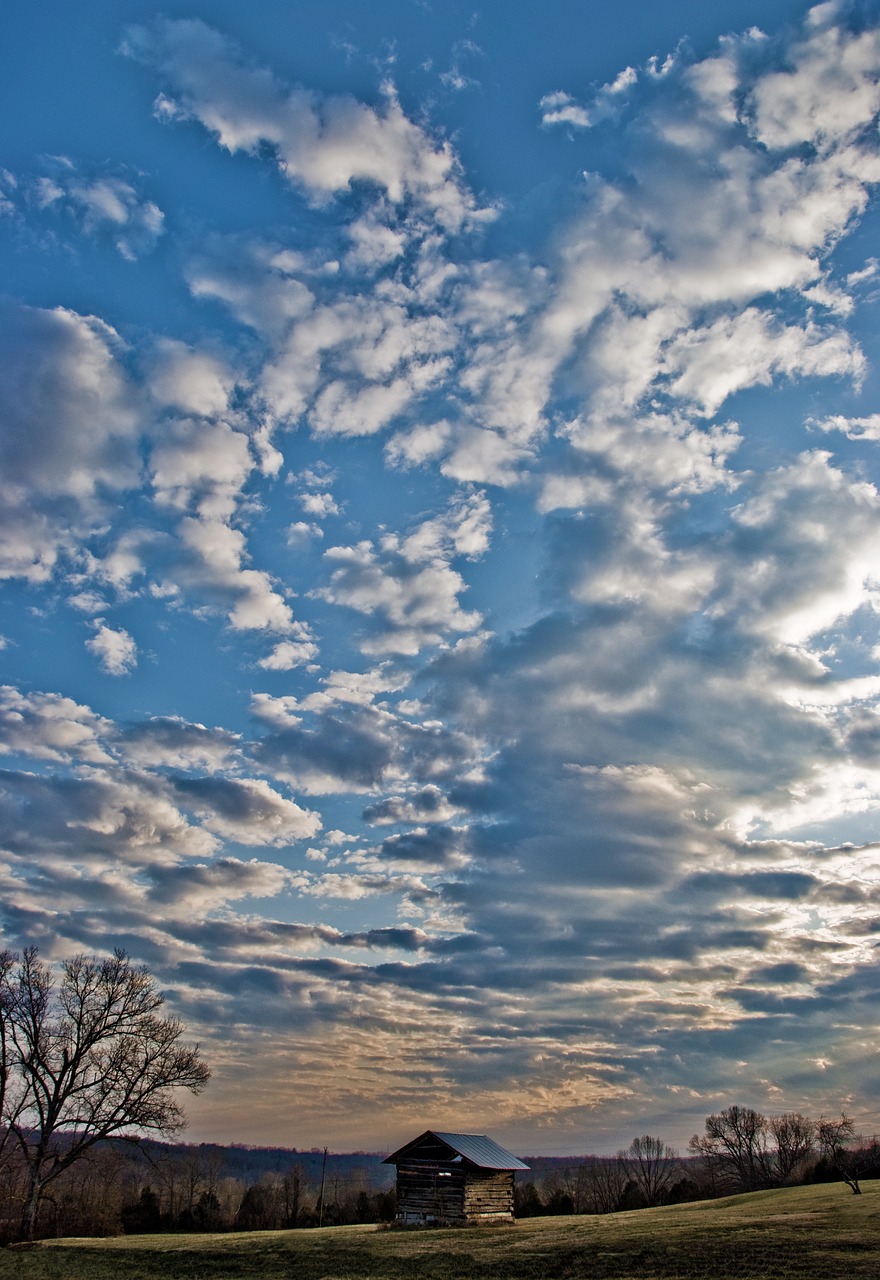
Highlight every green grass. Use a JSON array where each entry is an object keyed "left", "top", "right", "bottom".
[{"left": 2, "top": 1180, "right": 879, "bottom": 1280}]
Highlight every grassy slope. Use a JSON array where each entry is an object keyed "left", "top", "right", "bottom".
[{"left": 2, "top": 1180, "right": 879, "bottom": 1280}]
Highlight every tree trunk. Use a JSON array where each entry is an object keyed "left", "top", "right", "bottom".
[{"left": 20, "top": 1172, "right": 44, "bottom": 1242}]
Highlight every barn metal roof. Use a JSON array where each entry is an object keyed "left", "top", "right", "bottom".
[{"left": 385, "top": 1129, "right": 529, "bottom": 1170}]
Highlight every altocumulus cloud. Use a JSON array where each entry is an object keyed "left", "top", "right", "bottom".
[{"left": 3, "top": 0, "right": 880, "bottom": 1153}]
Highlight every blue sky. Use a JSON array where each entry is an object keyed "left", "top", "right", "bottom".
[{"left": 3, "top": 0, "right": 880, "bottom": 1155}]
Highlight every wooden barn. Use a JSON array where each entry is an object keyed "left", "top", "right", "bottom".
[{"left": 384, "top": 1130, "right": 529, "bottom": 1225}]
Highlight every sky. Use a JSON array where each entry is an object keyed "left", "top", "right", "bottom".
[{"left": 3, "top": 0, "right": 880, "bottom": 1157}]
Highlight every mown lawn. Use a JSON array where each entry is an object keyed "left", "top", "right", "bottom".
[{"left": 2, "top": 1180, "right": 878, "bottom": 1280}]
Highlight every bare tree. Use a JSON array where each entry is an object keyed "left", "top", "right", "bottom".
[
  {"left": 0, "top": 947, "right": 210, "bottom": 1240},
  {"left": 0, "top": 950, "right": 28, "bottom": 1180},
  {"left": 560, "top": 1164, "right": 594, "bottom": 1214},
  {"left": 581, "top": 1156, "right": 631, "bottom": 1214},
  {"left": 687, "top": 1132, "right": 724, "bottom": 1198},
  {"left": 689, "top": 1106, "right": 774, "bottom": 1192},
  {"left": 769, "top": 1113, "right": 814, "bottom": 1184},
  {"left": 282, "top": 1163, "right": 305, "bottom": 1227},
  {"left": 817, "top": 1115, "right": 864, "bottom": 1195},
  {"left": 620, "top": 1135, "right": 679, "bottom": 1207}
]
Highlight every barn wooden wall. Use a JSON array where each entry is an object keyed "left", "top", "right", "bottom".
[{"left": 395, "top": 1160, "right": 515, "bottom": 1224}]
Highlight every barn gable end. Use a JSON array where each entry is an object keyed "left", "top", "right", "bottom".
[{"left": 384, "top": 1130, "right": 529, "bottom": 1226}]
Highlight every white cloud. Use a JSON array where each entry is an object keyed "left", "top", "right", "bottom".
[
  {"left": 516, "top": 25, "right": 880, "bottom": 458},
  {"left": 345, "top": 212, "right": 407, "bottom": 269},
  {"left": 125, "top": 18, "right": 486, "bottom": 229},
  {"left": 294, "top": 666, "right": 408, "bottom": 711},
  {"left": 258, "top": 291, "right": 455, "bottom": 439},
  {"left": 0, "top": 768, "right": 218, "bottom": 865},
  {"left": 68, "top": 590, "right": 108, "bottom": 614},
  {"left": 148, "top": 339, "right": 236, "bottom": 417},
  {"left": 29, "top": 158, "right": 165, "bottom": 258},
  {"left": 309, "top": 375, "right": 423, "bottom": 438},
  {"left": 249, "top": 693, "right": 303, "bottom": 730},
  {"left": 257, "top": 628, "right": 319, "bottom": 670},
  {"left": 286, "top": 521, "right": 322, "bottom": 546},
  {"left": 395, "top": 491, "right": 492, "bottom": 562},
  {"left": 299, "top": 491, "right": 339, "bottom": 517},
  {"left": 364, "top": 784, "right": 460, "bottom": 826},
  {"left": 812, "top": 412, "right": 880, "bottom": 441},
  {"left": 539, "top": 91, "right": 592, "bottom": 129},
  {"left": 0, "top": 301, "right": 139, "bottom": 581},
  {"left": 318, "top": 532, "right": 480, "bottom": 655},
  {"left": 186, "top": 237, "right": 316, "bottom": 339},
  {"left": 173, "top": 775, "right": 321, "bottom": 845},
  {"left": 0, "top": 687, "right": 113, "bottom": 763},
  {"left": 385, "top": 420, "right": 451, "bottom": 468},
  {"left": 85, "top": 622, "right": 138, "bottom": 675},
  {"left": 441, "top": 425, "right": 534, "bottom": 486},
  {"left": 749, "top": 11, "right": 880, "bottom": 151},
  {"left": 662, "top": 310, "right": 862, "bottom": 417},
  {"left": 176, "top": 516, "right": 296, "bottom": 632},
  {"left": 93, "top": 530, "right": 157, "bottom": 593},
  {"left": 0, "top": 169, "right": 17, "bottom": 215},
  {"left": 119, "top": 716, "right": 241, "bottom": 772},
  {"left": 721, "top": 450, "right": 880, "bottom": 647},
  {"left": 150, "top": 418, "right": 254, "bottom": 517},
  {"left": 546, "top": 413, "right": 741, "bottom": 507},
  {"left": 144, "top": 422, "right": 305, "bottom": 635},
  {"left": 438, "top": 39, "right": 485, "bottom": 94},
  {"left": 540, "top": 68, "right": 636, "bottom": 130},
  {"left": 537, "top": 471, "right": 615, "bottom": 514},
  {"left": 684, "top": 53, "right": 739, "bottom": 125},
  {"left": 148, "top": 856, "right": 293, "bottom": 907}
]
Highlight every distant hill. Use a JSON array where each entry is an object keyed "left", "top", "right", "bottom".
[
  {"left": 129, "top": 1138, "right": 397, "bottom": 1188},
  {"left": 128, "top": 1139, "right": 599, "bottom": 1187}
]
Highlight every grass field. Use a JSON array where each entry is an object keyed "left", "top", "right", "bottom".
[{"left": 2, "top": 1180, "right": 878, "bottom": 1280}]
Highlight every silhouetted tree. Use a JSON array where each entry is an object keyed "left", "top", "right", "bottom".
[
  {"left": 581, "top": 1156, "right": 631, "bottom": 1214},
  {"left": 282, "top": 1163, "right": 305, "bottom": 1227},
  {"left": 817, "top": 1115, "right": 867, "bottom": 1194},
  {"left": 0, "top": 947, "right": 210, "bottom": 1240},
  {"left": 236, "top": 1180, "right": 283, "bottom": 1229},
  {"left": 514, "top": 1180, "right": 544, "bottom": 1217},
  {"left": 560, "top": 1164, "right": 595, "bottom": 1214},
  {"left": 769, "top": 1112, "right": 814, "bottom": 1184},
  {"left": 689, "top": 1106, "right": 774, "bottom": 1192},
  {"left": 666, "top": 1175, "right": 702, "bottom": 1205},
  {"left": 375, "top": 1188, "right": 396, "bottom": 1223},
  {"left": 542, "top": 1185, "right": 574, "bottom": 1215},
  {"left": 192, "top": 1190, "right": 223, "bottom": 1231},
  {"left": 619, "top": 1135, "right": 679, "bottom": 1206},
  {"left": 121, "top": 1187, "right": 163, "bottom": 1234}
]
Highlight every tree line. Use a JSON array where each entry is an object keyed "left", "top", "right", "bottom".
[
  {"left": 517, "top": 1136, "right": 692, "bottom": 1217},
  {"left": 7, "top": 1108, "right": 875, "bottom": 1240},
  {"left": 689, "top": 1105, "right": 878, "bottom": 1197},
  {"left": 0, "top": 1137, "right": 396, "bottom": 1241},
  {"left": 514, "top": 1110, "right": 880, "bottom": 1217}
]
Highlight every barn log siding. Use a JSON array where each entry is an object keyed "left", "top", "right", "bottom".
[
  {"left": 384, "top": 1130, "right": 528, "bottom": 1226},
  {"left": 464, "top": 1169, "right": 516, "bottom": 1221}
]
